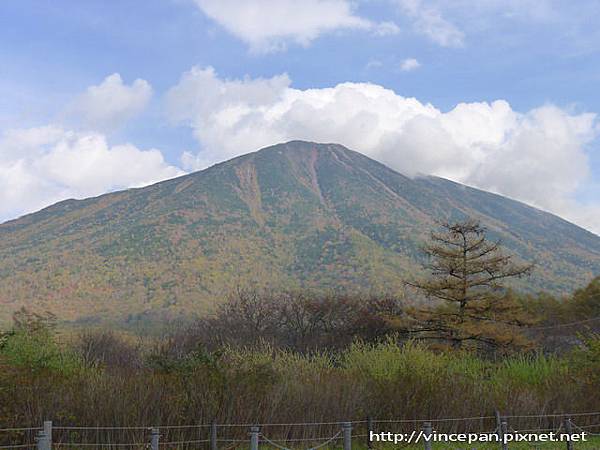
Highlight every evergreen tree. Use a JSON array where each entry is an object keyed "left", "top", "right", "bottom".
[{"left": 403, "top": 219, "right": 534, "bottom": 353}]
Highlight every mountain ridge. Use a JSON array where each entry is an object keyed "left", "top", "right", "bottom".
[{"left": 0, "top": 141, "right": 599, "bottom": 325}]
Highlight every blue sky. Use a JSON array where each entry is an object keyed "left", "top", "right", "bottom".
[{"left": 1, "top": 0, "right": 599, "bottom": 233}]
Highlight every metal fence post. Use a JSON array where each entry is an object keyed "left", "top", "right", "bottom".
[
  {"left": 564, "top": 418, "right": 574, "bottom": 450},
  {"left": 367, "top": 416, "right": 373, "bottom": 450},
  {"left": 43, "top": 421, "right": 52, "bottom": 450},
  {"left": 250, "top": 426, "right": 259, "bottom": 450},
  {"left": 495, "top": 411, "right": 502, "bottom": 438},
  {"left": 35, "top": 431, "right": 47, "bottom": 450},
  {"left": 211, "top": 420, "right": 218, "bottom": 450},
  {"left": 342, "top": 422, "right": 352, "bottom": 450},
  {"left": 423, "top": 422, "right": 432, "bottom": 450},
  {"left": 150, "top": 428, "right": 160, "bottom": 450},
  {"left": 501, "top": 421, "right": 509, "bottom": 450}
]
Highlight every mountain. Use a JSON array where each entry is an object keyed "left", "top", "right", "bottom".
[{"left": 1, "top": 141, "right": 599, "bottom": 325}]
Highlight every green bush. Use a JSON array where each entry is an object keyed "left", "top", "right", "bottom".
[{"left": 0, "top": 311, "right": 82, "bottom": 375}]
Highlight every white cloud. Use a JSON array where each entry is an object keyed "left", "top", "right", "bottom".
[
  {"left": 0, "top": 75, "right": 182, "bottom": 222},
  {"left": 365, "top": 59, "right": 384, "bottom": 70},
  {"left": 69, "top": 73, "right": 153, "bottom": 131},
  {"left": 399, "top": 58, "right": 421, "bottom": 71},
  {"left": 445, "top": 0, "right": 560, "bottom": 23},
  {"left": 180, "top": 150, "right": 205, "bottom": 172},
  {"left": 166, "top": 66, "right": 600, "bottom": 234},
  {"left": 388, "top": 0, "right": 600, "bottom": 49},
  {"left": 373, "top": 21, "right": 401, "bottom": 36},
  {"left": 194, "top": 0, "right": 398, "bottom": 52},
  {"left": 393, "top": 0, "right": 465, "bottom": 47},
  {"left": 194, "top": 0, "right": 600, "bottom": 51},
  {"left": 0, "top": 126, "right": 183, "bottom": 221}
]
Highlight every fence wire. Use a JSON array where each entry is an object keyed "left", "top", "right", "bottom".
[{"left": 5, "top": 411, "right": 600, "bottom": 449}]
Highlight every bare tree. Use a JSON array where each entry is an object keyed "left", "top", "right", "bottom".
[{"left": 174, "top": 288, "right": 404, "bottom": 352}]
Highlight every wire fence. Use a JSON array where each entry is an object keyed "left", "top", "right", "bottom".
[{"left": 2, "top": 412, "right": 600, "bottom": 450}]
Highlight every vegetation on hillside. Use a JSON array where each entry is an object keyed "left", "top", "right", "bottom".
[
  {"left": 1, "top": 217, "right": 599, "bottom": 450},
  {"left": 1, "top": 142, "right": 599, "bottom": 325}
]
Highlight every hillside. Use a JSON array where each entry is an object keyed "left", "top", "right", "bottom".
[{"left": 1, "top": 141, "right": 599, "bottom": 325}]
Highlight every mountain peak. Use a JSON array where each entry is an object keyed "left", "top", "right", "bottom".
[
  {"left": 259, "top": 140, "right": 352, "bottom": 152},
  {"left": 0, "top": 142, "right": 599, "bottom": 324},
  {"left": 249, "top": 141, "right": 371, "bottom": 165}
]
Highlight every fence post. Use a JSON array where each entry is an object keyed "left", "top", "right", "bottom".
[
  {"left": 150, "top": 428, "right": 160, "bottom": 450},
  {"left": 250, "top": 426, "right": 259, "bottom": 450},
  {"left": 423, "top": 422, "right": 432, "bottom": 450},
  {"left": 343, "top": 422, "right": 352, "bottom": 450},
  {"left": 367, "top": 416, "right": 373, "bottom": 450},
  {"left": 43, "top": 421, "right": 52, "bottom": 450},
  {"left": 564, "top": 418, "right": 574, "bottom": 450},
  {"left": 35, "top": 431, "right": 47, "bottom": 450},
  {"left": 495, "top": 411, "right": 502, "bottom": 438},
  {"left": 500, "top": 421, "right": 509, "bottom": 450},
  {"left": 211, "top": 420, "right": 218, "bottom": 450}
]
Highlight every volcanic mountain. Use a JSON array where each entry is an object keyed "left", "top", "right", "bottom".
[{"left": 1, "top": 141, "right": 599, "bottom": 325}]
